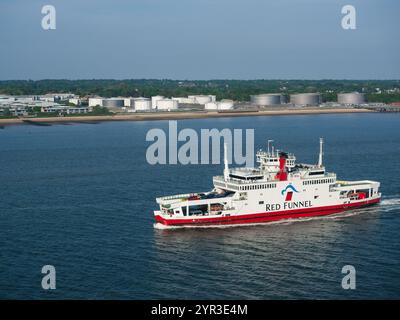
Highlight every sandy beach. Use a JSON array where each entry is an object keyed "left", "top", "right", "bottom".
[{"left": 0, "top": 108, "right": 374, "bottom": 126}]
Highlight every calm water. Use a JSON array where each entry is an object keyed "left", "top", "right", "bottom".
[{"left": 0, "top": 113, "right": 399, "bottom": 299}]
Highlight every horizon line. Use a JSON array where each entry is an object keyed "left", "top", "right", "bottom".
[{"left": 1, "top": 78, "right": 400, "bottom": 82}]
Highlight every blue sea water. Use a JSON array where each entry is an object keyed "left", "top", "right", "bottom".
[{"left": 0, "top": 113, "right": 399, "bottom": 299}]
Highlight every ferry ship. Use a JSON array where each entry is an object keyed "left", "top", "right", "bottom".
[{"left": 154, "top": 139, "right": 381, "bottom": 226}]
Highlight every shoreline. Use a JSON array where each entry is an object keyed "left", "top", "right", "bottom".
[{"left": 0, "top": 108, "right": 375, "bottom": 126}]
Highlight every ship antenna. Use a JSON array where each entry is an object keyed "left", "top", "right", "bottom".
[
  {"left": 318, "top": 138, "right": 324, "bottom": 167},
  {"left": 224, "top": 142, "right": 229, "bottom": 181}
]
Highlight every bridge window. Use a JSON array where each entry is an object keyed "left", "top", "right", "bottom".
[{"left": 309, "top": 171, "right": 325, "bottom": 176}]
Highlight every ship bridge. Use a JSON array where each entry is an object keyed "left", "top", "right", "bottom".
[
  {"left": 213, "top": 175, "right": 277, "bottom": 192},
  {"left": 257, "top": 150, "right": 296, "bottom": 174},
  {"left": 214, "top": 138, "right": 337, "bottom": 191},
  {"left": 228, "top": 167, "right": 264, "bottom": 181}
]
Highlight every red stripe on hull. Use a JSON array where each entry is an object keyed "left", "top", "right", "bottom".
[{"left": 155, "top": 198, "right": 381, "bottom": 226}]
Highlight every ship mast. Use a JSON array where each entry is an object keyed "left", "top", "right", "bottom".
[
  {"left": 267, "top": 139, "right": 274, "bottom": 155},
  {"left": 224, "top": 143, "right": 229, "bottom": 181},
  {"left": 318, "top": 138, "right": 324, "bottom": 167}
]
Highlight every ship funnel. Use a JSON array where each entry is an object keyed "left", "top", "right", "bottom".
[
  {"left": 318, "top": 138, "right": 324, "bottom": 167},
  {"left": 224, "top": 143, "right": 229, "bottom": 181}
]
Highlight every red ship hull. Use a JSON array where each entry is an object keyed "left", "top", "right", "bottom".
[{"left": 155, "top": 197, "right": 381, "bottom": 226}]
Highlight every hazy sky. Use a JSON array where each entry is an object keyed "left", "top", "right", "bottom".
[{"left": 0, "top": 0, "right": 399, "bottom": 80}]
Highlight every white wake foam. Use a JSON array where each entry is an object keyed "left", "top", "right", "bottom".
[{"left": 381, "top": 197, "right": 400, "bottom": 206}]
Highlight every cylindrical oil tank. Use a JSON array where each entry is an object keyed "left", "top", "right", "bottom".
[
  {"left": 217, "top": 99, "right": 234, "bottom": 110},
  {"left": 172, "top": 97, "right": 196, "bottom": 104},
  {"left": 133, "top": 98, "right": 151, "bottom": 111},
  {"left": 88, "top": 98, "right": 104, "bottom": 107},
  {"left": 205, "top": 102, "right": 218, "bottom": 110},
  {"left": 102, "top": 98, "right": 124, "bottom": 108},
  {"left": 188, "top": 95, "right": 215, "bottom": 105},
  {"left": 156, "top": 99, "right": 178, "bottom": 110},
  {"left": 124, "top": 98, "right": 132, "bottom": 107},
  {"left": 290, "top": 93, "right": 321, "bottom": 106},
  {"left": 151, "top": 96, "right": 164, "bottom": 109},
  {"left": 250, "top": 94, "right": 282, "bottom": 106},
  {"left": 337, "top": 92, "right": 366, "bottom": 105}
]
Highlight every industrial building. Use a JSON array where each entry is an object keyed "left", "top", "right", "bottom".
[
  {"left": 337, "top": 92, "right": 366, "bottom": 105},
  {"left": 41, "top": 93, "right": 76, "bottom": 102},
  {"left": 250, "top": 94, "right": 283, "bottom": 106},
  {"left": 290, "top": 93, "right": 321, "bottom": 106},
  {"left": 68, "top": 98, "right": 81, "bottom": 106},
  {"left": 0, "top": 105, "right": 28, "bottom": 116},
  {"left": 41, "top": 106, "right": 92, "bottom": 114},
  {"left": 0, "top": 95, "right": 70, "bottom": 114}
]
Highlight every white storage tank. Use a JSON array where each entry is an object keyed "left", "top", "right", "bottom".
[
  {"left": 156, "top": 99, "right": 178, "bottom": 111},
  {"left": 290, "top": 93, "right": 321, "bottom": 106},
  {"left": 133, "top": 98, "right": 151, "bottom": 111},
  {"left": 217, "top": 99, "right": 234, "bottom": 110},
  {"left": 124, "top": 98, "right": 132, "bottom": 107},
  {"left": 88, "top": 98, "right": 104, "bottom": 107},
  {"left": 151, "top": 96, "right": 164, "bottom": 109},
  {"left": 188, "top": 95, "right": 216, "bottom": 105},
  {"left": 205, "top": 102, "right": 218, "bottom": 110},
  {"left": 172, "top": 97, "right": 196, "bottom": 104},
  {"left": 337, "top": 92, "right": 366, "bottom": 105}
]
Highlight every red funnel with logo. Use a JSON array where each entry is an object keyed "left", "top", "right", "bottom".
[{"left": 276, "top": 152, "right": 288, "bottom": 181}]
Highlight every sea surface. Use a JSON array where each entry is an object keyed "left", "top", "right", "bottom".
[{"left": 0, "top": 113, "right": 399, "bottom": 299}]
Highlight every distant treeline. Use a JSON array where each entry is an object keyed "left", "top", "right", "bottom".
[{"left": 1, "top": 79, "right": 400, "bottom": 103}]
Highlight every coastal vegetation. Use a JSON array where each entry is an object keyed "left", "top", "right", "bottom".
[
  {"left": 1, "top": 79, "right": 399, "bottom": 103},
  {"left": 90, "top": 106, "right": 112, "bottom": 115}
]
